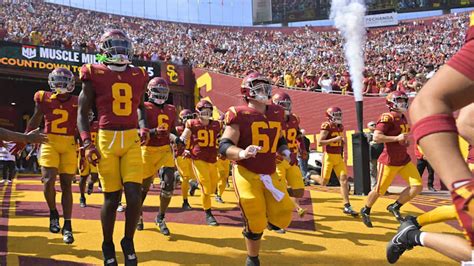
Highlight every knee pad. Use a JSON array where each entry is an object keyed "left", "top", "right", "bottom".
[
  {"left": 160, "top": 167, "right": 175, "bottom": 198},
  {"left": 242, "top": 230, "right": 263, "bottom": 240}
]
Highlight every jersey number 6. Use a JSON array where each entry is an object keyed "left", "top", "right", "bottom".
[{"left": 251, "top": 121, "right": 281, "bottom": 153}]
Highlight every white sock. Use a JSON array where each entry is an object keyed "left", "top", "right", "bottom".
[{"left": 419, "top": 232, "right": 426, "bottom": 246}]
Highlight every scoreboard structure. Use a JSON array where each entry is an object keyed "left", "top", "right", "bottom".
[{"left": 252, "top": 0, "right": 474, "bottom": 25}]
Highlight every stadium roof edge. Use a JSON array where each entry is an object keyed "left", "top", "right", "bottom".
[{"left": 41, "top": 2, "right": 473, "bottom": 31}]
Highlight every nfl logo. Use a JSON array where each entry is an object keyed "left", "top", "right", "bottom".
[{"left": 22, "top": 45, "right": 37, "bottom": 59}]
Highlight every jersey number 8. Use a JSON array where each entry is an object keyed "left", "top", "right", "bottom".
[{"left": 112, "top": 83, "right": 132, "bottom": 116}]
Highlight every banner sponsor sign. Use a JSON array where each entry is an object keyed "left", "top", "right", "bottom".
[
  {"left": 0, "top": 41, "right": 162, "bottom": 78},
  {"left": 364, "top": 12, "right": 398, "bottom": 28}
]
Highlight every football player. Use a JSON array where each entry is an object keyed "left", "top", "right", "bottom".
[
  {"left": 14, "top": 68, "right": 78, "bottom": 244},
  {"left": 215, "top": 113, "right": 231, "bottom": 203},
  {"left": 138, "top": 77, "right": 180, "bottom": 234},
  {"left": 174, "top": 109, "right": 198, "bottom": 209},
  {"left": 360, "top": 92, "right": 422, "bottom": 227},
  {"left": 78, "top": 110, "right": 99, "bottom": 208},
  {"left": 270, "top": 91, "right": 306, "bottom": 233},
  {"left": 179, "top": 99, "right": 221, "bottom": 226},
  {"left": 219, "top": 72, "right": 295, "bottom": 266},
  {"left": 309, "top": 107, "right": 358, "bottom": 216},
  {"left": 387, "top": 82, "right": 474, "bottom": 264},
  {"left": 78, "top": 29, "right": 149, "bottom": 266}
]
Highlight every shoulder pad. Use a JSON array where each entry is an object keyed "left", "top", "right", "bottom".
[
  {"left": 34, "top": 90, "right": 46, "bottom": 103},
  {"left": 321, "top": 122, "right": 331, "bottom": 130},
  {"left": 379, "top": 113, "right": 394, "bottom": 123}
]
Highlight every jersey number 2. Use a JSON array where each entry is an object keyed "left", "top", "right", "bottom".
[{"left": 51, "top": 109, "right": 69, "bottom": 134}]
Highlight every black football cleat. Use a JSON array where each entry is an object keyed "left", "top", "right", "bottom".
[
  {"left": 360, "top": 208, "right": 373, "bottom": 228},
  {"left": 343, "top": 206, "right": 359, "bottom": 217},
  {"left": 136, "top": 216, "right": 144, "bottom": 231},
  {"left": 102, "top": 242, "right": 118, "bottom": 266},
  {"left": 267, "top": 223, "right": 286, "bottom": 234},
  {"left": 80, "top": 196, "right": 87, "bottom": 208},
  {"left": 87, "top": 181, "right": 94, "bottom": 195},
  {"left": 49, "top": 216, "right": 61, "bottom": 233},
  {"left": 386, "top": 219, "right": 419, "bottom": 264},
  {"left": 404, "top": 215, "right": 422, "bottom": 229},
  {"left": 155, "top": 217, "right": 170, "bottom": 236},
  {"left": 182, "top": 200, "right": 192, "bottom": 210},
  {"left": 189, "top": 181, "right": 199, "bottom": 196},
  {"left": 215, "top": 195, "right": 224, "bottom": 203},
  {"left": 120, "top": 238, "right": 138, "bottom": 266},
  {"left": 62, "top": 229, "right": 74, "bottom": 244},
  {"left": 206, "top": 212, "right": 219, "bottom": 226},
  {"left": 246, "top": 256, "right": 260, "bottom": 266},
  {"left": 387, "top": 203, "right": 404, "bottom": 223}
]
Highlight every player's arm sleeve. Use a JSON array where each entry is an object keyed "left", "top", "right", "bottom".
[{"left": 180, "top": 120, "right": 193, "bottom": 142}]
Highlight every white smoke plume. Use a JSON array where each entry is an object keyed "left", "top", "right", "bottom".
[{"left": 330, "top": 0, "right": 367, "bottom": 102}]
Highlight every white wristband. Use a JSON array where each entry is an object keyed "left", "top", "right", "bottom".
[
  {"left": 282, "top": 149, "right": 291, "bottom": 158},
  {"left": 238, "top": 150, "right": 247, "bottom": 160}
]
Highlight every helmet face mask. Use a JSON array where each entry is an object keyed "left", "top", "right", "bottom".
[
  {"left": 147, "top": 77, "right": 169, "bottom": 105},
  {"left": 48, "top": 68, "right": 75, "bottom": 94},
  {"left": 326, "top": 107, "right": 343, "bottom": 124},
  {"left": 179, "top": 109, "right": 194, "bottom": 124},
  {"left": 181, "top": 114, "right": 194, "bottom": 123},
  {"left": 392, "top": 97, "right": 408, "bottom": 112},
  {"left": 198, "top": 108, "right": 212, "bottom": 120},
  {"left": 275, "top": 99, "right": 291, "bottom": 115},
  {"left": 196, "top": 100, "right": 213, "bottom": 120},
  {"left": 148, "top": 86, "right": 169, "bottom": 105},
  {"left": 248, "top": 81, "right": 272, "bottom": 103},
  {"left": 241, "top": 72, "right": 272, "bottom": 104},
  {"left": 387, "top": 92, "right": 409, "bottom": 113},
  {"left": 99, "top": 31, "right": 133, "bottom": 65},
  {"left": 272, "top": 91, "right": 292, "bottom": 115},
  {"left": 329, "top": 111, "right": 343, "bottom": 124}
]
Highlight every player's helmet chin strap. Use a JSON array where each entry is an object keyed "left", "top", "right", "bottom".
[{"left": 106, "top": 64, "right": 127, "bottom": 72}]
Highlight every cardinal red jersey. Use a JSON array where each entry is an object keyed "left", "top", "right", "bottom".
[
  {"left": 282, "top": 113, "right": 300, "bottom": 155},
  {"left": 174, "top": 124, "right": 192, "bottom": 156},
  {"left": 79, "top": 64, "right": 148, "bottom": 130},
  {"left": 186, "top": 119, "right": 221, "bottom": 163},
  {"left": 34, "top": 91, "right": 78, "bottom": 136},
  {"left": 468, "top": 145, "right": 474, "bottom": 164},
  {"left": 376, "top": 112, "right": 411, "bottom": 166},
  {"left": 144, "top": 102, "right": 176, "bottom": 147},
  {"left": 225, "top": 104, "right": 285, "bottom": 175},
  {"left": 320, "top": 121, "right": 344, "bottom": 154},
  {"left": 90, "top": 121, "right": 99, "bottom": 145}
]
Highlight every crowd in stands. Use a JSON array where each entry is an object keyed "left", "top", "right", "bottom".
[{"left": 0, "top": 2, "right": 468, "bottom": 96}]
